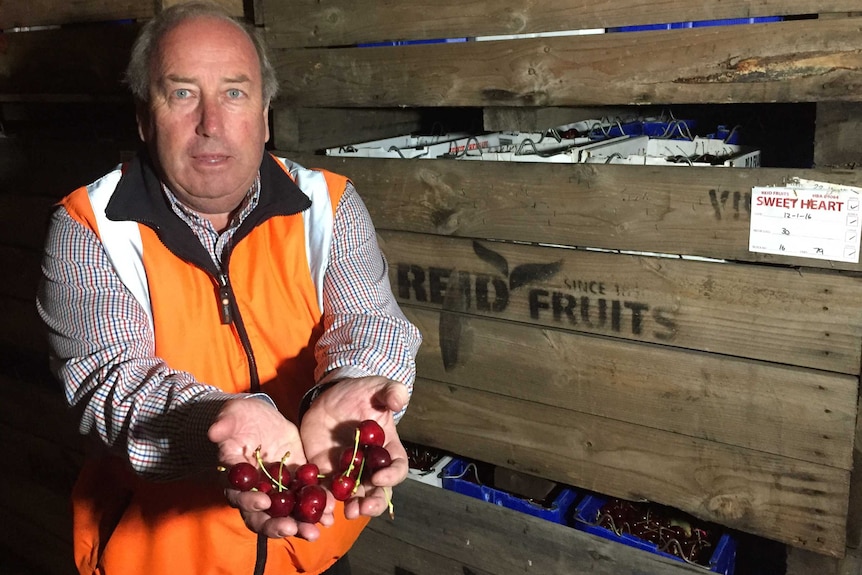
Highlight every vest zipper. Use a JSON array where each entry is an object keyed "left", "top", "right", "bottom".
[
  {"left": 217, "top": 273, "right": 234, "bottom": 325},
  {"left": 216, "top": 271, "right": 261, "bottom": 394},
  {"left": 217, "top": 268, "right": 267, "bottom": 575}
]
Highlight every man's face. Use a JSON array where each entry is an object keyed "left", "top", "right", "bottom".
[{"left": 138, "top": 17, "right": 270, "bottom": 216}]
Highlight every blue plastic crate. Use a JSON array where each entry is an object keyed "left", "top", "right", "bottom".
[
  {"left": 573, "top": 495, "right": 737, "bottom": 575},
  {"left": 441, "top": 458, "right": 579, "bottom": 525},
  {"left": 610, "top": 16, "right": 781, "bottom": 33}
]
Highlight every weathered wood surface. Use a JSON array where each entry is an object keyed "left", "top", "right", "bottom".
[
  {"left": 351, "top": 478, "right": 709, "bottom": 575},
  {"left": 0, "top": 1, "right": 152, "bottom": 29},
  {"left": 400, "top": 305, "right": 856, "bottom": 469},
  {"left": 288, "top": 153, "right": 862, "bottom": 271},
  {"left": 271, "top": 107, "right": 424, "bottom": 152},
  {"left": 399, "top": 378, "right": 850, "bottom": 556},
  {"left": 0, "top": 24, "right": 138, "bottom": 98},
  {"left": 816, "top": 103, "right": 862, "bottom": 169},
  {"left": 379, "top": 230, "right": 862, "bottom": 374},
  {"left": 269, "top": 17, "right": 862, "bottom": 107},
  {"left": 263, "top": 0, "right": 860, "bottom": 48},
  {"left": 0, "top": 0, "right": 244, "bottom": 29}
]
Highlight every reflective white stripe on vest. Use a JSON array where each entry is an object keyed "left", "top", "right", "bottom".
[
  {"left": 281, "top": 158, "right": 333, "bottom": 314},
  {"left": 87, "top": 166, "right": 155, "bottom": 334},
  {"left": 88, "top": 159, "right": 333, "bottom": 330}
]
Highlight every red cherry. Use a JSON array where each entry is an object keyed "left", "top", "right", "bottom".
[
  {"left": 227, "top": 462, "right": 259, "bottom": 491},
  {"left": 268, "top": 490, "right": 296, "bottom": 518},
  {"left": 357, "top": 420, "right": 385, "bottom": 447},
  {"left": 293, "top": 484, "right": 327, "bottom": 523},
  {"left": 294, "top": 463, "right": 320, "bottom": 487},
  {"left": 338, "top": 447, "right": 365, "bottom": 474},
  {"left": 364, "top": 445, "right": 392, "bottom": 473},
  {"left": 254, "top": 478, "right": 274, "bottom": 493},
  {"left": 330, "top": 474, "right": 357, "bottom": 501},
  {"left": 265, "top": 461, "right": 291, "bottom": 490}
]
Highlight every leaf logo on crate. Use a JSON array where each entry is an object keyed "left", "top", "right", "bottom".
[{"left": 396, "top": 240, "right": 679, "bottom": 370}]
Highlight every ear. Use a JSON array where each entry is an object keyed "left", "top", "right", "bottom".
[{"left": 263, "top": 101, "right": 271, "bottom": 143}]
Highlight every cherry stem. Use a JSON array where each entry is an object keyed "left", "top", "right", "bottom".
[
  {"left": 384, "top": 486, "right": 394, "bottom": 519},
  {"left": 255, "top": 446, "right": 291, "bottom": 492},
  {"left": 343, "top": 428, "right": 361, "bottom": 478}
]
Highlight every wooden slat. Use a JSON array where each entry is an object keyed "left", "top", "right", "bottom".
[
  {"left": 0, "top": 1, "right": 152, "bottom": 29},
  {"left": 271, "top": 107, "right": 424, "bottom": 152},
  {"left": 0, "top": 24, "right": 139, "bottom": 98},
  {"left": 399, "top": 378, "right": 850, "bottom": 556},
  {"left": 815, "top": 102, "right": 862, "bottom": 168},
  {"left": 270, "top": 18, "right": 862, "bottom": 107},
  {"left": 402, "top": 306, "right": 857, "bottom": 469},
  {"left": 285, "top": 153, "right": 862, "bottom": 271},
  {"left": 262, "top": 0, "right": 855, "bottom": 48},
  {"left": 352, "top": 479, "right": 708, "bottom": 575},
  {"left": 379, "top": 230, "right": 862, "bottom": 374},
  {"left": 0, "top": 0, "right": 244, "bottom": 29}
]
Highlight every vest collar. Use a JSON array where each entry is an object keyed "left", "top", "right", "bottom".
[{"left": 105, "top": 149, "right": 313, "bottom": 270}]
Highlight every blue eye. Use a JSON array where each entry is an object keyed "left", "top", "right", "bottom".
[
  {"left": 227, "top": 89, "right": 243, "bottom": 99},
  {"left": 174, "top": 88, "right": 191, "bottom": 99}
]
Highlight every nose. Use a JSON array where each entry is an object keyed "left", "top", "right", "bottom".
[{"left": 195, "top": 94, "right": 223, "bottom": 137}]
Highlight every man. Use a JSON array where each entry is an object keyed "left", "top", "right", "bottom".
[{"left": 36, "top": 2, "right": 421, "bottom": 574}]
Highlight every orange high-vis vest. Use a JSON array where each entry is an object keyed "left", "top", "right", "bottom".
[{"left": 61, "top": 152, "right": 368, "bottom": 575}]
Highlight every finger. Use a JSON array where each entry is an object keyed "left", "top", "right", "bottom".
[
  {"left": 369, "top": 457, "right": 408, "bottom": 487},
  {"left": 379, "top": 381, "right": 409, "bottom": 413},
  {"left": 226, "top": 489, "right": 271, "bottom": 512},
  {"left": 260, "top": 516, "right": 300, "bottom": 539},
  {"left": 296, "top": 521, "right": 322, "bottom": 541}
]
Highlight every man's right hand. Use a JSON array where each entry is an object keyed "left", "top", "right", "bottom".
[{"left": 208, "top": 397, "right": 336, "bottom": 540}]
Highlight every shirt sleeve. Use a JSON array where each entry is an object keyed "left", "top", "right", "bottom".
[
  {"left": 36, "top": 207, "right": 233, "bottom": 480},
  {"left": 314, "top": 181, "right": 422, "bottom": 420}
]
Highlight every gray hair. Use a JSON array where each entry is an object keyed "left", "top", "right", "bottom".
[{"left": 124, "top": 1, "right": 279, "bottom": 105}]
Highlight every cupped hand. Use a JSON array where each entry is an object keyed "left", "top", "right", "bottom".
[
  {"left": 208, "top": 396, "right": 335, "bottom": 538},
  {"left": 299, "top": 376, "right": 410, "bottom": 519}
]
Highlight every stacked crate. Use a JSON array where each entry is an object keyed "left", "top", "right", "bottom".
[{"left": 259, "top": 2, "right": 862, "bottom": 574}]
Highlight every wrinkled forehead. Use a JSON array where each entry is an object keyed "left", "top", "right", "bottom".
[{"left": 152, "top": 16, "right": 261, "bottom": 83}]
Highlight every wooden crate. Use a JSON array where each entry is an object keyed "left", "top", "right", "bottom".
[
  {"left": 2, "top": 0, "right": 862, "bottom": 573},
  {"left": 261, "top": 0, "right": 862, "bottom": 568}
]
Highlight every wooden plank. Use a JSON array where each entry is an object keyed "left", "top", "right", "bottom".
[
  {"left": 0, "top": 1, "right": 152, "bottom": 29},
  {"left": 815, "top": 103, "right": 862, "bottom": 169},
  {"left": 398, "top": 378, "right": 850, "bottom": 556},
  {"left": 352, "top": 479, "right": 708, "bottom": 575},
  {"left": 270, "top": 18, "right": 862, "bottom": 107},
  {"left": 262, "top": 0, "right": 855, "bottom": 48},
  {"left": 271, "top": 107, "right": 424, "bottom": 152},
  {"left": 0, "top": 24, "right": 139, "bottom": 98},
  {"left": 401, "top": 306, "right": 857, "bottom": 469},
  {"left": 379, "top": 230, "right": 862, "bottom": 374},
  {"left": 285, "top": 153, "right": 862, "bottom": 271},
  {"left": 0, "top": 0, "right": 242, "bottom": 29},
  {"left": 159, "top": 0, "right": 245, "bottom": 18}
]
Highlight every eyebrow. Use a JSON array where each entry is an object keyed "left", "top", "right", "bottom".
[{"left": 164, "top": 74, "right": 252, "bottom": 84}]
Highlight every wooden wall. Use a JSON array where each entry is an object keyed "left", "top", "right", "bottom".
[
  {"left": 259, "top": 0, "right": 862, "bottom": 573},
  {"left": 2, "top": 0, "right": 862, "bottom": 574}
]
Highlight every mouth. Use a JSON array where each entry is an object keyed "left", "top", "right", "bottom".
[{"left": 192, "top": 153, "right": 231, "bottom": 166}]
